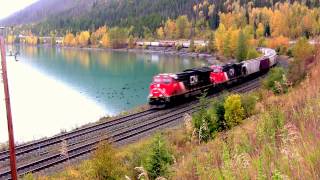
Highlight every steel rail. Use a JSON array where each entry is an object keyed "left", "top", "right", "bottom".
[{"left": 0, "top": 75, "right": 262, "bottom": 179}]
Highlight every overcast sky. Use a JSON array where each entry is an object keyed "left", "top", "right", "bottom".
[{"left": 0, "top": 0, "right": 38, "bottom": 20}]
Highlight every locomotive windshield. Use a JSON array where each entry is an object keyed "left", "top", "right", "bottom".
[
  {"left": 153, "top": 76, "right": 172, "bottom": 84},
  {"left": 212, "top": 67, "right": 221, "bottom": 73}
]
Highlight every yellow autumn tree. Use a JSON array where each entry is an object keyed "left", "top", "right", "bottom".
[
  {"left": 164, "top": 18, "right": 177, "bottom": 39},
  {"left": 267, "top": 35, "right": 289, "bottom": 49},
  {"left": 26, "top": 35, "right": 38, "bottom": 45},
  {"left": 101, "top": 32, "right": 110, "bottom": 48},
  {"left": 215, "top": 24, "right": 226, "bottom": 55},
  {"left": 95, "top": 26, "right": 108, "bottom": 37},
  {"left": 78, "top": 31, "right": 90, "bottom": 47},
  {"left": 6, "top": 35, "right": 15, "bottom": 44},
  {"left": 256, "top": 23, "right": 265, "bottom": 38},
  {"left": 229, "top": 28, "right": 239, "bottom": 57},
  {"left": 70, "top": 35, "right": 78, "bottom": 47},
  {"left": 63, "top": 33, "right": 76, "bottom": 46},
  {"left": 156, "top": 27, "right": 165, "bottom": 39},
  {"left": 91, "top": 26, "right": 108, "bottom": 46},
  {"left": 175, "top": 15, "right": 191, "bottom": 39}
]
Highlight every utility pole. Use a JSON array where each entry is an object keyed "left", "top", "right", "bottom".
[{"left": 0, "top": 27, "right": 18, "bottom": 180}]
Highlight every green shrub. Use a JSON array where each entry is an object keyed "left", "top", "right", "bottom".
[
  {"left": 286, "top": 47, "right": 293, "bottom": 57},
  {"left": 189, "top": 39, "right": 195, "bottom": 52},
  {"left": 175, "top": 44, "right": 183, "bottom": 51},
  {"left": 22, "top": 173, "right": 36, "bottom": 180},
  {"left": 224, "top": 94, "right": 245, "bottom": 128},
  {"left": 195, "top": 45, "right": 207, "bottom": 53},
  {"left": 192, "top": 94, "right": 217, "bottom": 142},
  {"left": 92, "top": 143, "right": 125, "bottom": 180},
  {"left": 257, "top": 110, "right": 285, "bottom": 144},
  {"left": 145, "top": 134, "right": 174, "bottom": 179},
  {"left": 288, "top": 37, "right": 315, "bottom": 85},
  {"left": 263, "top": 67, "right": 288, "bottom": 94},
  {"left": 143, "top": 44, "right": 148, "bottom": 49},
  {"left": 258, "top": 37, "right": 267, "bottom": 47},
  {"left": 292, "top": 37, "right": 314, "bottom": 61},
  {"left": 246, "top": 48, "right": 260, "bottom": 60},
  {"left": 241, "top": 93, "right": 258, "bottom": 117},
  {"left": 208, "top": 96, "right": 227, "bottom": 131},
  {"left": 276, "top": 45, "right": 288, "bottom": 55}
]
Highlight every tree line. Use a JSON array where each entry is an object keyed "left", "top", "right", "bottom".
[{"left": 6, "top": 1, "right": 320, "bottom": 60}]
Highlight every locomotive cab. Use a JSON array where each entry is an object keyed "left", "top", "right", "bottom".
[
  {"left": 148, "top": 74, "right": 185, "bottom": 106},
  {"left": 209, "top": 65, "right": 228, "bottom": 84}
]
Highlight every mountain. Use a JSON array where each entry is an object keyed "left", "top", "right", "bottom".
[
  {"left": 0, "top": 0, "right": 94, "bottom": 25},
  {"left": 1, "top": 0, "right": 318, "bottom": 36}
]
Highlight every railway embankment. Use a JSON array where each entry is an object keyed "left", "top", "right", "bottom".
[
  {"left": 0, "top": 50, "right": 288, "bottom": 179},
  {"left": 36, "top": 39, "right": 319, "bottom": 179}
]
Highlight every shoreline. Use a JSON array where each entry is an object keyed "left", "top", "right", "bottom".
[
  {"left": 15, "top": 43, "right": 225, "bottom": 64},
  {"left": 58, "top": 45, "right": 216, "bottom": 59},
  {"left": 58, "top": 45, "right": 227, "bottom": 65}
]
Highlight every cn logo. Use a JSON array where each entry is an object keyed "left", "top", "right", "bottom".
[
  {"left": 229, "top": 68, "right": 235, "bottom": 77},
  {"left": 190, "top": 75, "right": 198, "bottom": 85}
]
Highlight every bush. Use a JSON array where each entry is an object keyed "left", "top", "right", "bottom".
[
  {"left": 257, "top": 110, "right": 285, "bottom": 144},
  {"left": 292, "top": 37, "right": 314, "bottom": 61},
  {"left": 128, "top": 35, "right": 135, "bottom": 49},
  {"left": 92, "top": 143, "right": 125, "bottom": 180},
  {"left": 224, "top": 94, "right": 245, "bottom": 128},
  {"left": 145, "top": 134, "right": 174, "bottom": 179},
  {"left": 208, "top": 96, "right": 227, "bottom": 131},
  {"left": 276, "top": 45, "right": 288, "bottom": 55},
  {"left": 286, "top": 47, "right": 293, "bottom": 57},
  {"left": 288, "top": 37, "right": 314, "bottom": 85},
  {"left": 22, "top": 173, "right": 36, "bottom": 180},
  {"left": 189, "top": 39, "right": 195, "bottom": 52},
  {"left": 241, "top": 93, "right": 258, "bottom": 117},
  {"left": 263, "top": 67, "right": 288, "bottom": 94},
  {"left": 108, "top": 27, "right": 129, "bottom": 48},
  {"left": 192, "top": 94, "right": 217, "bottom": 142},
  {"left": 175, "top": 44, "right": 183, "bottom": 51},
  {"left": 246, "top": 48, "right": 260, "bottom": 60},
  {"left": 195, "top": 45, "right": 207, "bottom": 53}
]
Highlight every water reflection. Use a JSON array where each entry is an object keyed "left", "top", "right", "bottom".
[
  {"left": 0, "top": 45, "right": 207, "bottom": 142},
  {"left": 14, "top": 46, "right": 207, "bottom": 115}
]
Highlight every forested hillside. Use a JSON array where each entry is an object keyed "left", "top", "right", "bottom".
[
  {"left": 2, "top": 0, "right": 320, "bottom": 36},
  {"left": 0, "top": 0, "right": 94, "bottom": 26}
]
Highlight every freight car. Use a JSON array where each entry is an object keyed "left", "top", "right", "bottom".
[{"left": 148, "top": 47, "right": 277, "bottom": 107}]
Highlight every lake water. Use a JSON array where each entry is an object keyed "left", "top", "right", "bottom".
[{"left": 0, "top": 46, "right": 207, "bottom": 143}]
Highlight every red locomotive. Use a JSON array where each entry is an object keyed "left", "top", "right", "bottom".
[
  {"left": 148, "top": 47, "right": 277, "bottom": 107},
  {"left": 149, "top": 67, "right": 213, "bottom": 106}
]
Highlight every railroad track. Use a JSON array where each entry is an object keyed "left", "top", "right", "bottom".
[{"left": 0, "top": 74, "right": 264, "bottom": 179}]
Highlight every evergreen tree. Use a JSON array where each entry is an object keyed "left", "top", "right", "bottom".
[
  {"left": 207, "top": 32, "right": 215, "bottom": 53},
  {"left": 236, "top": 30, "right": 248, "bottom": 62},
  {"left": 145, "top": 134, "right": 174, "bottom": 179}
]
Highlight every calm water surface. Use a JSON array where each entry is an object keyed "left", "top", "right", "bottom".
[{"left": 0, "top": 46, "right": 207, "bottom": 143}]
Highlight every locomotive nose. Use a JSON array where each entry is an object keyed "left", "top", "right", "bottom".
[{"left": 150, "top": 87, "right": 165, "bottom": 97}]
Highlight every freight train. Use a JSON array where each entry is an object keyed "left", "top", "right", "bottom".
[{"left": 148, "top": 46, "right": 277, "bottom": 107}]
